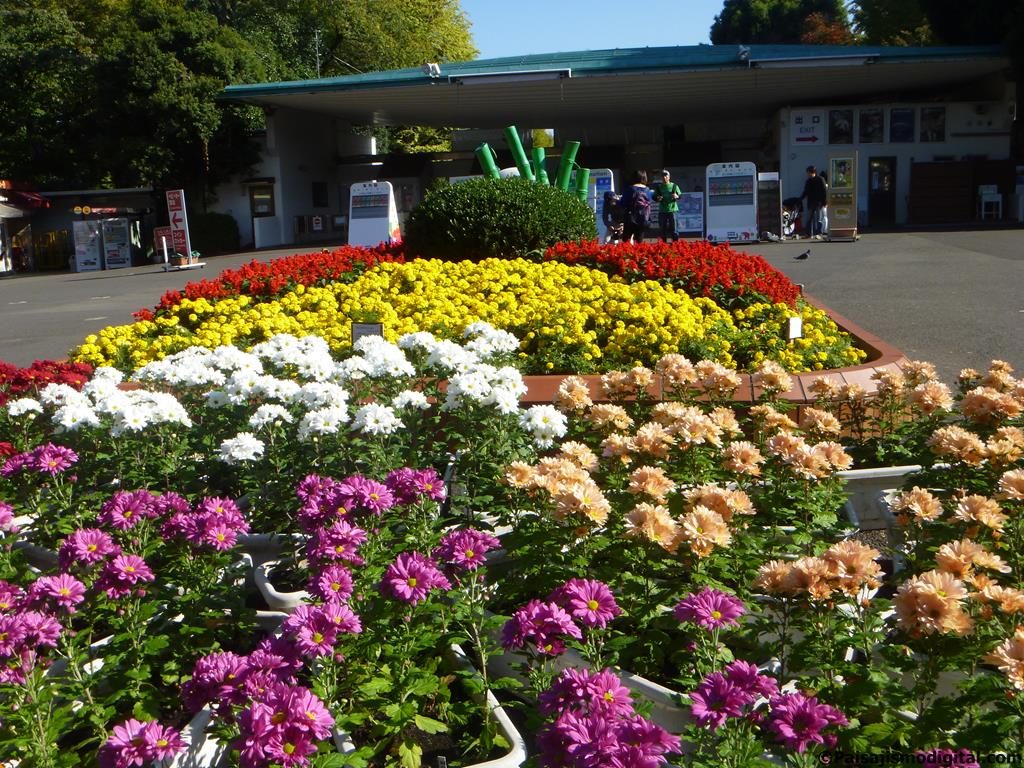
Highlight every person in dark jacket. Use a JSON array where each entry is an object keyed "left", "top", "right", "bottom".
[
  {"left": 620, "top": 170, "right": 650, "bottom": 244},
  {"left": 800, "top": 165, "right": 828, "bottom": 239}
]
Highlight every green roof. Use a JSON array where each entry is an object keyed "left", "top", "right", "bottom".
[{"left": 223, "top": 43, "right": 1005, "bottom": 99}]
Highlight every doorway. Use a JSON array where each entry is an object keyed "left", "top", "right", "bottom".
[{"left": 868, "top": 157, "right": 896, "bottom": 228}]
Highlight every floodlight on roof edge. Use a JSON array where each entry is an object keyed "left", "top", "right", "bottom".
[
  {"left": 749, "top": 55, "right": 877, "bottom": 69},
  {"left": 448, "top": 69, "right": 571, "bottom": 86}
]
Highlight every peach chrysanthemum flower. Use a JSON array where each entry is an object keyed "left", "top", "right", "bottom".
[
  {"left": 754, "top": 560, "right": 793, "bottom": 594},
  {"left": 957, "top": 368, "right": 981, "bottom": 389},
  {"left": 627, "top": 365, "right": 655, "bottom": 391},
  {"left": 754, "top": 360, "right": 793, "bottom": 395},
  {"left": 901, "top": 360, "right": 938, "bottom": 387},
  {"left": 962, "top": 387, "right": 1022, "bottom": 425},
  {"left": 709, "top": 407, "right": 742, "bottom": 437},
  {"left": 632, "top": 422, "right": 675, "bottom": 458},
  {"left": 889, "top": 487, "right": 944, "bottom": 523},
  {"left": 908, "top": 381, "right": 954, "bottom": 415},
  {"left": 586, "top": 404, "right": 634, "bottom": 432},
  {"left": 800, "top": 407, "right": 842, "bottom": 438},
  {"left": 600, "top": 370, "right": 633, "bottom": 399},
  {"left": 674, "top": 412, "right": 724, "bottom": 448},
  {"left": 978, "top": 585, "right": 1024, "bottom": 615},
  {"left": 651, "top": 402, "right": 701, "bottom": 431},
  {"left": 625, "top": 502, "right": 679, "bottom": 551},
  {"left": 985, "top": 627, "right": 1024, "bottom": 690},
  {"left": 980, "top": 360, "right": 1015, "bottom": 392},
  {"left": 783, "top": 556, "right": 835, "bottom": 600},
  {"left": 600, "top": 433, "right": 635, "bottom": 465},
  {"left": 807, "top": 376, "right": 840, "bottom": 401},
  {"left": 695, "top": 360, "right": 742, "bottom": 397},
  {"left": 721, "top": 441, "right": 764, "bottom": 476},
  {"left": 674, "top": 506, "right": 731, "bottom": 558},
  {"left": 814, "top": 441, "right": 853, "bottom": 471},
  {"left": 928, "top": 426, "right": 986, "bottom": 465},
  {"left": 750, "top": 404, "right": 799, "bottom": 434},
  {"left": 872, "top": 369, "right": 906, "bottom": 396},
  {"left": 821, "top": 540, "right": 882, "bottom": 594},
  {"left": 917, "top": 569, "right": 970, "bottom": 602},
  {"left": 558, "top": 441, "right": 599, "bottom": 471},
  {"left": 936, "top": 539, "right": 1010, "bottom": 578},
  {"left": 684, "top": 485, "right": 754, "bottom": 522},
  {"left": 838, "top": 382, "right": 867, "bottom": 403},
  {"left": 552, "top": 480, "right": 610, "bottom": 525},
  {"left": 986, "top": 428, "right": 1024, "bottom": 466},
  {"left": 628, "top": 466, "right": 676, "bottom": 502},
  {"left": 953, "top": 494, "right": 1007, "bottom": 533},
  {"left": 535, "top": 457, "right": 590, "bottom": 491},
  {"left": 553, "top": 376, "right": 593, "bottom": 412},
  {"left": 997, "top": 468, "right": 1024, "bottom": 502},
  {"left": 505, "top": 462, "right": 538, "bottom": 489},
  {"left": 894, "top": 571, "right": 973, "bottom": 637},
  {"left": 656, "top": 353, "right": 697, "bottom": 389},
  {"left": 765, "top": 432, "right": 808, "bottom": 462}
]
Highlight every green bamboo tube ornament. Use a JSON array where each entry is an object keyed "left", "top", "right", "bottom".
[
  {"left": 475, "top": 143, "right": 500, "bottom": 180},
  {"left": 531, "top": 147, "right": 550, "bottom": 185},
  {"left": 574, "top": 167, "right": 590, "bottom": 203},
  {"left": 554, "top": 141, "right": 581, "bottom": 191},
  {"left": 503, "top": 126, "right": 535, "bottom": 182}
]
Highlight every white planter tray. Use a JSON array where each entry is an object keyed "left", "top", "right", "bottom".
[{"left": 252, "top": 559, "right": 310, "bottom": 613}]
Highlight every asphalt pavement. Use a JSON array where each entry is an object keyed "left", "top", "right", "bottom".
[{"left": 1, "top": 231, "right": 1021, "bottom": 384}]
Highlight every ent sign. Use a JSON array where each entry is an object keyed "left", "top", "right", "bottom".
[{"left": 166, "top": 189, "right": 193, "bottom": 257}]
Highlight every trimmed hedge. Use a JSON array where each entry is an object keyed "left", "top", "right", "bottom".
[
  {"left": 189, "top": 211, "right": 240, "bottom": 254},
  {"left": 403, "top": 177, "right": 597, "bottom": 261}
]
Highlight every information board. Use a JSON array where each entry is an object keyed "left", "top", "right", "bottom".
[
  {"left": 165, "top": 189, "right": 192, "bottom": 257},
  {"left": 348, "top": 181, "right": 401, "bottom": 247},
  {"left": 676, "top": 192, "right": 704, "bottom": 233},
  {"left": 705, "top": 162, "right": 759, "bottom": 243},
  {"left": 101, "top": 218, "right": 131, "bottom": 269},
  {"left": 72, "top": 220, "right": 102, "bottom": 272},
  {"left": 827, "top": 153, "right": 858, "bottom": 239},
  {"left": 584, "top": 169, "right": 615, "bottom": 243}
]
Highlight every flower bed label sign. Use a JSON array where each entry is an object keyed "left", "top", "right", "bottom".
[
  {"left": 352, "top": 322, "right": 384, "bottom": 343},
  {"left": 787, "top": 316, "right": 803, "bottom": 340},
  {"left": 165, "top": 189, "right": 192, "bottom": 257}
]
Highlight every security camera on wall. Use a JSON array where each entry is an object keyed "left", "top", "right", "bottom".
[{"left": 422, "top": 62, "right": 441, "bottom": 78}]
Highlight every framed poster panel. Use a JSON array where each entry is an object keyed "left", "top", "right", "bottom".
[
  {"left": 920, "top": 107, "right": 946, "bottom": 142},
  {"left": 859, "top": 109, "right": 884, "bottom": 143},
  {"left": 829, "top": 109, "right": 854, "bottom": 144},
  {"left": 890, "top": 108, "right": 915, "bottom": 143}
]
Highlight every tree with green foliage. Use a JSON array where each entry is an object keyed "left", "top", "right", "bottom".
[
  {"left": 710, "top": 0, "right": 851, "bottom": 45},
  {"left": 849, "top": 0, "right": 932, "bottom": 45}
]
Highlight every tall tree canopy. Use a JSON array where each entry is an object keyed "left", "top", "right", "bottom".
[
  {"left": 0, "top": 0, "right": 476, "bottom": 192},
  {"left": 850, "top": 0, "right": 932, "bottom": 45},
  {"left": 710, "top": 0, "right": 851, "bottom": 45}
]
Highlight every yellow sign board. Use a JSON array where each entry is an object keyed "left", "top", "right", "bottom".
[{"left": 827, "top": 153, "right": 857, "bottom": 239}]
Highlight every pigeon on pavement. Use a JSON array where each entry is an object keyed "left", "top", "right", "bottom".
[{"left": 794, "top": 250, "right": 810, "bottom": 260}]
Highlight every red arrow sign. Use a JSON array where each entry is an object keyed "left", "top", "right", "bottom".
[
  {"left": 795, "top": 136, "right": 820, "bottom": 143},
  {"left": 171, "top": 211, "right": 182, "bottom": 227}
]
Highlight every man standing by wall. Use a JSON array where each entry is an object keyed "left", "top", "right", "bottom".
[
  {"left": 800, "top": 165, "right": 828, "bottom": 239},
  {"left": 653, "top": 170, "right": 681, "bottom": 242}
]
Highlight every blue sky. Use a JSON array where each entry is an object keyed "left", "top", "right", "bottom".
[{"left": 459, "top": 0, "right": 723, "bottom": 59}]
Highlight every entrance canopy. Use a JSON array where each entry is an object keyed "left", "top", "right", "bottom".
[{"left": 221, "top": 44, "right": 1009, "bottom": 127}]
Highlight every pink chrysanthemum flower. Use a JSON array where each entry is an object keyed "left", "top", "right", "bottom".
[
  {"left": 155, "top": 491, "right": 191, "bottom": 517},
  {"left": 433, "top": 528, "right": 501, "bottom": 572},
  {"left": 381, "top": 552, "right": 451, "bottom": 605},
  {"left": 0, "top": 502, "right": 19, "bottom": 534},
  {"left": 673, "top": 587, "right": 746, "bottom": 631},
  {"left": 689, "top": 672, "right": 751, "bottom": 731},
  {"left": 200, "top": 521, "right": 238, "bottom": 551},
  {"left": 308, "top": 564, "right": 354, "bottom": 602},
  {"left": 501, "top": 599, "right": 582, "bottom": 657},
  {"left": 28, "top": 443, "right": 78, "bottom": 475},
  {"left": 29, "top": 573, "right": 86, "bottom": 613},
  {"left": 96, "top": 553, "right": 155, "bottom": 599},
  {"left": 337, "top": 475, "right": 395, "bottom": 515},
  {"left": 97, "top": 489, "right": 159, "bottom": 529},
  {"left": 549, "top": 578, "right": 621, "bottom": 629},
  {"left": 58, "top": 528, "right": 120, "bottom": 570},
  {"left": 306, "top": 519, "right": 368, "bottom": 566},
  {"left": 0, "top": 581, "right": 25, "bottom": 612},
  {"left": 98, "top": 719, "right": 185, "bottom": 768},
  {"left": 385, "top": 467, "right": 447, "bottom": 505},
  {"left": 766, "top": 691, "right": 848, "bottom": 753}
]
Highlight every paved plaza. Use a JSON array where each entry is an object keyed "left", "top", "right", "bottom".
[{"left": 1, "top": 230, "right": 1021, "bottom": 383}]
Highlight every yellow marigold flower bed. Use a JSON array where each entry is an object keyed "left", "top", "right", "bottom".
[{"left": 72, "top": 258, "right": 864, "bottom": 373}]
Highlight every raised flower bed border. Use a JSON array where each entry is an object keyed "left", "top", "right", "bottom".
[{"left": 519, "top": 292, "right": 909, "bottom": 408}]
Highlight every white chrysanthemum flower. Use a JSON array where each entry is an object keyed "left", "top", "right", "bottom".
[
  {"left": 297, "top": 406, "right": 349, "bottom": 441},
  {"left": 392, "top": 390, "right": 430, "bottom": 410},
  {"left": 426, "top": 340, "right": 479, "bottom": 371},
  {"left": 447, "top": 370, "right": 493, "bottom": 404},
  {"left": 335, "top": 357, "right": 374, "bottom": 382},
  {"left": 464, "top": 327, "right": 520, "bottom": 359},
  {"left": 37, "top": 383, "right": 83, "bottom": 407},
  {"left": 249, "top": 404, "right": 294, "bottom": 429},
  {"left": 293, "top": 382, "right": 349, "bottom": 409},
  {"left": 492, "top": 387, "right": 523, "bottom": 415},
  {"left": 91, "top": 366, "right": 124, "bottom": 384},
  {"left": 218, "top": 432, "right": 265, "bottom": 464},
  {"left": 142, "top": 392, "right": 192, "bottom": 427},
  {"left": 492, "top": 366, "right": 527, "bottom": 395},
  {"left": 81, "top": 377, "right": 121, "bottom": 400},
  {"left": 205, "top": 390, "right": 232, "bottom": 409},
  {"left": 53, "top": 403, "right": 101, "bottom": 431},
  {"left": 91, "top": 390, "right": 131, "bottom": 417},
  {"left": 518, "top": 405, "right": 568, "bottom": 448},
  {"left": 211, "top": 346, "right": 263, "bottom": 373},
  {"left": 7, "top": 398, "right": 43, "bottom": 416},
  {"left": 351, "top": 403, "right": 403, "bottom": 436},
  {"left": 397, "top": 331, "right": 438, "bottom": 352},
  {"left": 112, "top": 404, "right": 152, "bottom": 434}
]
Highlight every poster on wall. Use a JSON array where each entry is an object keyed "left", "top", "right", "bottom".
[
  {"left": 101, "top": 218, "right": 132, "bottom": 269},
  {"left": 890, "top": 108, "right": 915, "bottom": 142},
  {"left": 72, "top": 220, "right": 102, "bottom": 272},
  {"left": 827, "top": 153, "right": 858, "bottom": 240},
  {"left": 676, "top": 192, "right": 704, "bottom": 232},
  {"left": 859, "top": 109, "right": 884, "bottom": 143},
  {"left": 348, "top": 181, "right": 401, "bottom": 247},
  {"left": 828, "top": 110, "right": 854, "bottom": 144},
  {"left": 705, "top": 162, "right": 758, "bottom": 244},
  {"left": 920, "top": 107, "right": 946, "bottom": 142}
]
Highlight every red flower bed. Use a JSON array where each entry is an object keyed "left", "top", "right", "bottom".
[
  {"left": 543, "top": 240, "right": 800, "bottom": 308},
  {"left": 134, "top": 243, "right": 404, "bottom": 320},
  {"left": 0, "top": 359, "right": 94, "bottom": 407}
]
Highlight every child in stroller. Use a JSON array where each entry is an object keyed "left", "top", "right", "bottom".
[
  {"left": 782, "top": 196, "right": 803, "bottom": 239},
  {"left": 602, "top": 191, "right": 625, "bottom": 243}
]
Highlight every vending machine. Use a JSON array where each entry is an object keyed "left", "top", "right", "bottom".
[
  {"left": 348, "top": 181, "right": 401, "bottom": 247},
  {"left": 827, "top": 154, "right": 858, "bottom": 240},
  {"left": 705, "top": 162, "right": 758, "bottom": 244}
]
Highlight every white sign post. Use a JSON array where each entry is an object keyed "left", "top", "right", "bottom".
[
  {"left": 348, "top": 181, "right": 401, "bottom": 247},
  {"left": 166, "top": 189, "right": 192, "bottom": 258}
]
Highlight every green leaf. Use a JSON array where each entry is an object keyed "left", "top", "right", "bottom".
[
  {"left": 398, "top": 739, "right": 422, "bottom": 768},
  {"left": 413, "top": 714, "right": 448, "bottom": 734}
]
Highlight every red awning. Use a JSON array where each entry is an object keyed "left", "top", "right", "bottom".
[{"left": 0, "top": 190, "right": 51, "bottom": 210}]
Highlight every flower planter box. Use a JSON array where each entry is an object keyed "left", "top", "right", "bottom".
[
  {"left": 252, "top": 559, "right": 309, "bottom": 613},
  {"left": 837, "top": 465, "right": 923, "bottom": 532}
]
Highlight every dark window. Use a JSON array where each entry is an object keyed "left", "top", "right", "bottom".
[
  {"left": 920, "top": 107, "right": 946, "bottom": 143},
  {"left": 859, "top": 109, "right": 884, "bottom": 143},
  {"left": 829, "top": 110, "right": 854, "bottom": 144},
  {"left": 249, "top": 185, "right": 275, "bottom": 217},
  {"left": 890, "top": 108, "right": 915, "bottom": 142},
  {"left": 312, "top": 181, "right": 329, "bottom": 208}
]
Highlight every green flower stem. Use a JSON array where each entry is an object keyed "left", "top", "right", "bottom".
[{"left": 23, "top": 661, "right": 57, "bottom": 768}]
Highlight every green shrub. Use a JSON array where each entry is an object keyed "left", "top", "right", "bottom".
[
  {"left": 189, "top": 211, "right": 240, "bottom": 254},
  {"left": 403, "top": 177, "right": 597, "bottom": 261}
]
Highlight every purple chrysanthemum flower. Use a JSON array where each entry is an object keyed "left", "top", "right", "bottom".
[
  {"left": 0, "top": 452, "right": 28, "bottom": 478},
  {"left": 283, "top": 605, "right": 342, "bottom": 658},
  {"left": 724, "top": 660, "right": 779, "bottom": 700},
  {"left": 673, "top": 587, "right": 746, "bottom": 631},
  {"left": 336, "top": 475, "right": 395, "bottom": 515},
  {"left": 308, "top": 564, "right": 354, "bottom": 602},
  {"left": 235, "top": 683, "right": 334, "bottom": 768},
  {"left": 501, "top": 599, "right": 582, "bottom": 657},
  {"left": 550, "top": 578, "right": 622, "bottom": 629},
  {"left": 766, "top": 691, "right": 848, "bottom": 753},
  {"left": 16, "top": 610, "right": 62, "bottom": 649},
  {"left": 689, "top": 672, "right": 751, "bottom": 731},
  {"left": 380, "top": 552, "right": 451, "bottom": 605},
  {"left": 200, "top": 521, "right": 238, "bottom": 551},
  {"left": 27, "top": 443, "right": 78, "bottom": 475},
  {"left": 155, "top": 491, "right": 191, "bottom": 517},
  {"left": 0, "top": 614, "right": 28, "bottom": 655},
  {"left": 58, "top": 528, "right": 120, "bottom": 570},
  {"left": 140, "top": 722, "right": 186, "bottom": 761},
  {"left": 0, "top": 581, "right": 25, "bottom": 612},
  {"left": 255, "top": 635, "right": 305, "bottom": 675},
  {"left": 0, "top": 502, "right": 19, "bottom": 534},
  {"left": 538, "top": 709, "right": 679, "bottom": 768},
  {"left": 385, "top": 467, "right": 447, "bottom": 505},
  {"left": 306, "top": 519, "right": 368, "bottom": 566},
  {"left": 98, "top": 719, "right": 186, "bottom": 768},
  {"left": 29, "top": 573, "right": 86, "bottom": 613},
  {"left": 97, "top": 490, "right": 159, "bottom": 530},
  {"left": 295, "top": 474, "right": 336, "bottom": 504},
  {"left": 195, "top": 496, "right": 246, "bottom": 527},
  {"left": 616, "top": 713, "right": 683, "bottom": 766},
  {"left": 96, "top": 553, "right": 155, "bottom": 599},
  {"left": 182, "top": 650, "right": 251, "bottom": 712},
  {"left": 539, "top": 667, "right": 634, "bottom": 718},
  {"left": 160, "top": 512, "right": 201, "bottom": 542},
  {"left": 433, "top": 528, "right": 501, "bottom": 572}
]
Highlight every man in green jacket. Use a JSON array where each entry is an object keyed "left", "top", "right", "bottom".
[{"left": 653, "top": 170, "right": 681, "bottom": 242}]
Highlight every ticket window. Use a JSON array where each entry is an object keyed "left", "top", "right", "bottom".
[{"left": 249, "top": 185, "right": 275, "bottom": 218}]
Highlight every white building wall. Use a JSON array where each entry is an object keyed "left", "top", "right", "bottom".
[{"left": 778, "top": 101, "right": 1012, "bottom": 226}]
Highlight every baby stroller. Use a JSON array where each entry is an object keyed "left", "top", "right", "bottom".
[
  {"left": 782, "top": 197, "right": 803, "bottom": 239},
  {"left": 602, "top": 191, "right": 625, "bottom": 243}
]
